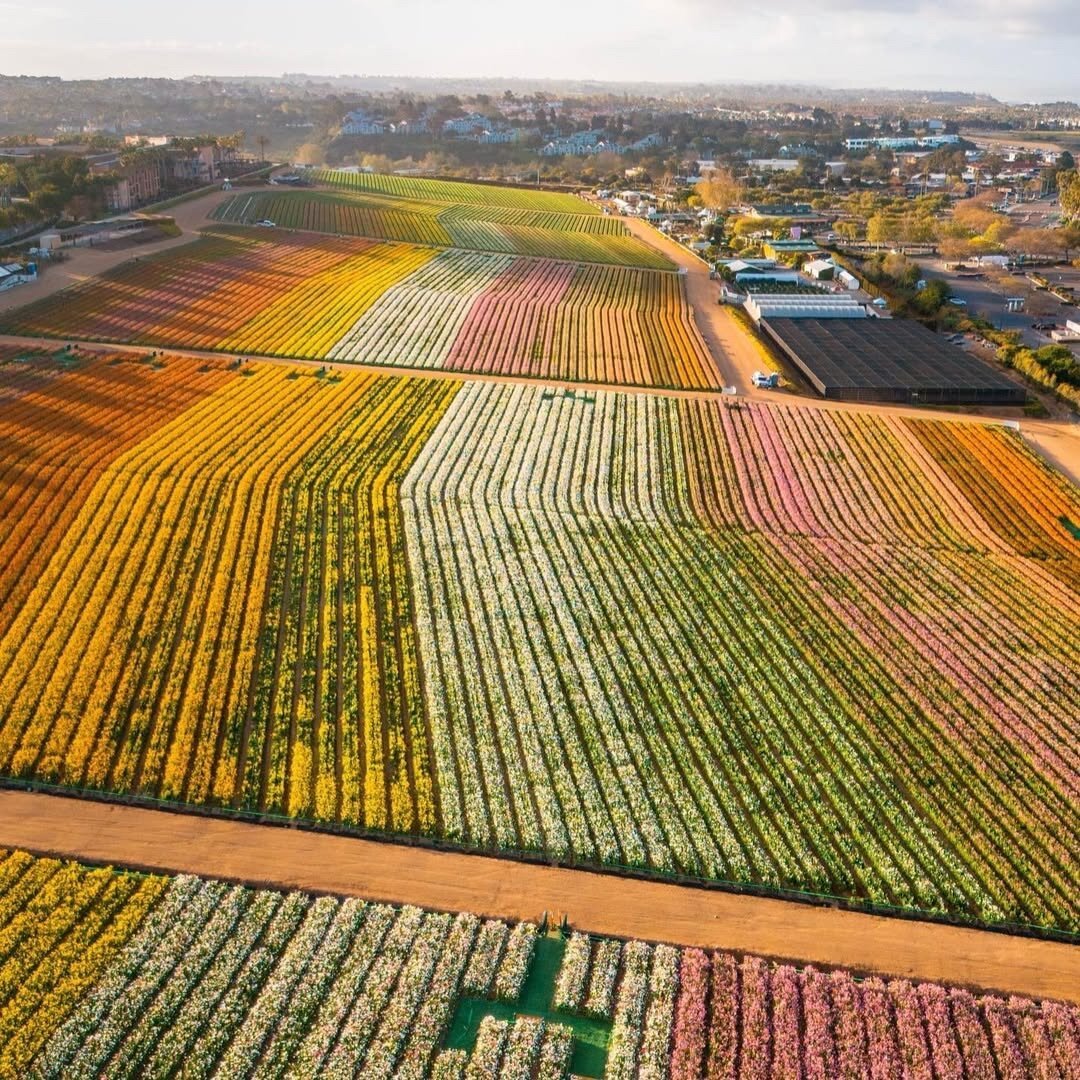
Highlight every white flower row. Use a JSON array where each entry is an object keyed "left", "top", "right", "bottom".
[
  {"left": 498, "top": 1015, "right": 546, "bottom": 1079},
  {"left": 606, "top": 940, "right": 652, "bottom": 1079},
  {"left": 536, "top": 1023, "right": 575, "bottom": 1080},
  {"left": 254, "top": 897, "right": 369, "bottom": 1075},
  {"left": 584, "top": 938, "right": 621, "bottom": 1020},
  {"left": 431, "top": 1048, "right": 468, "bottom": 1079},
  {"left": 395, "top": 913, "right": 481, "bottom": 1079},
  {"left": 186, "top": 892, "right": 312, "bottom": 1073},
  {"left": 465, "top": 1015, "right": 509, "bottom": 1078},
  {"left": 328, "top": 249, "right": 512, "bottom": 368},
  {"left": 143, "top": 889, "right": 283, "bottom": 1075},
  {"left": 360, "top": 911, "right": 453, "bottom": 1079},
  {"left": 107, "top": 882, "right": 251, "bottom": 1073},
  {"left": 461, "top": 919, "right": 509, "bottom": 997},
  {"left": 213, "top": 894, "right": 339, "bottom": 1076},
  {"left": 288, "top": 903, "right": 399, "bottom": 1074},
  {"left": 637, "top": 943, "right": 680, "bottom": 1079},
  {"left": 34, "top": 874, "right": 203, "bottom": 1077},
  {"left": 552, "top": 933, "right": 591, "bottom": 1013},
  {"left": 317, "top": 905, "right": 428, "bottom": 1076},
  {"left": 493, "top": 921, "right": 537, "bottom": 1002},
  {"left": 48, "top": 876, "right": 229, "bottom": 1078}
]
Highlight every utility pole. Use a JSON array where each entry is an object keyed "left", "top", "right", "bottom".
[{"left": 258, "top": 135, "right": 269, "bottom": 164}]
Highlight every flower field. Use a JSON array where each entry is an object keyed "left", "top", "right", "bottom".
[
  {"left": 0, "top": 229, "right": 714, "bottom": 389},
  {"left": 210, "top": 189, "right": 671, "bottom": 268},
  {"left": 0, "top": 358, "right": 1076, "bottom": 931},
  {"left": 329, "top": 250, "right": 718, "bottom": 386},
  {"left": 0, "top": 848, "right": 1077, "bottom": 1078},
  {"left": 400, "top": 383, "right": 1080, "bottom": 930},
  {"left": 311, "top": 167, "right": 601, "bottom": 214},
  {"left": 0, "top": 228, "right": 423, "bottom": 354},
  {"left": 0, "top": 352, "right": 236, "bottom": 638}
]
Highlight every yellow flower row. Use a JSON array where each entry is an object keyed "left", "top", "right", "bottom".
[
  {"left": 217, "top": 244, "right": 435, "bottom": 359},
  {"left": 0, "top": 853, "right": 164, "bottom": 1077}
]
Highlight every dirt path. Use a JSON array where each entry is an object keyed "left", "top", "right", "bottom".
[
  {"left": 621, "top": 216, "right": 763, "bottom": 393},
  {"left": 5, "top": 327, "right": 1078, "bottom": 487},
  {"left": 620, "top": 217, "right": 1080, "bottom": 486},
  {"left": 0, "top": 188, "right": 233, "bottom": 315},
  {"left": 0, "top": 789, "right": 1076, "bottom": 1004}
]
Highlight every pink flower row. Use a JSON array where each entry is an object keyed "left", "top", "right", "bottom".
[{"left": 666, "top": 948, "right": 1080, "bottom": 1079}]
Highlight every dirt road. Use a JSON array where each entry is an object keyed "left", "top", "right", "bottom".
[
  {"left": 623, "top": 217, "right": 1080, "bottom": 486},
  {"left": 2, "top": 200, "right": 1078, "bottom": 486},
  {"left": 0, "top": 790, "right": 1076, "bottom": 1004},
  {"left": 621, "top": 216, "right": 763, "bottom": 393},
  {"left": 0, "top": 188, "right": 233, "bottom": 315}
]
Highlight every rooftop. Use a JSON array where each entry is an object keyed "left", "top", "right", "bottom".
[{"left": 760, "top": 317, "right": 1026, "bottom": 406}]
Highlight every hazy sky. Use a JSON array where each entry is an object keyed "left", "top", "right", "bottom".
[{"left": 2, "top": 0, "right": 1078, "bottom": 101}]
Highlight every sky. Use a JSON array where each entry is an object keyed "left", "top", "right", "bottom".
[{"left": 2, "top": 0, "right": 1078, "bottom": 102}]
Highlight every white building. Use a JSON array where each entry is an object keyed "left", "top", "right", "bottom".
[
  {"left": 745, "top": 293, "right": 867, "bottom": 322},
  {"left": 748, "top": 158, "right": 800, "bottom": 173},
  {"left": 844, "top": 134, "right": 960, "bottom": 151},
  {"left": 0, "top": 262, "right": 35, "bottom": 292},
  {"left": 342, "top": 110, "right": 386, "bottom": 136},
  {"left": 442, "top": 113, "right": 491, "bottom": 136}
]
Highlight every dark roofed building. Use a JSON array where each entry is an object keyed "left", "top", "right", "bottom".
[{"left": 760, "top": 317, "right": 1027, "bottom": 406}]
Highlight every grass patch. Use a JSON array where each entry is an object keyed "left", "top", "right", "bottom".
[{"left": 446, "top": 935, "right": 611, "bottom": 1077}]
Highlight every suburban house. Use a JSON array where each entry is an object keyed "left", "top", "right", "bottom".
[
  {"left": 341, "top": 110, "right": 386, "bottom": 136},
  {"left": 442, "top": 113, "right": 491, "bottom": 136}
]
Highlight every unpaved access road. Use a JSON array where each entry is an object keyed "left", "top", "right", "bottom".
[
  {"left": 621, "top": 215, "right": 761, "bottom": 394},
  {"left": 4, "top": 327, "right": 1078, "bottom": 485},
  {"left": 0, "top": 188, "right": 233, "bottom": 316},
  {"left": 1, "top": 790, "right": 1077, "bottom": 1004}
]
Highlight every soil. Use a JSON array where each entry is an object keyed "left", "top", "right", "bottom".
[{"left": 1, "top": 789, "right": 1077, "bottom": 1005}]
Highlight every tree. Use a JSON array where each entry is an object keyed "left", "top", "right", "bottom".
[
  {"left": 1058, "top": 170, "right": 1080, "bottom": 221},
  {"left": 912, "top": 278, "right": 951, "bottom": 316},
  {"left": 1054, "top": 223, "right": 1080, "bottom": 261},
  {"left": 0, "top": 163, "right": 16, "bottom": 208},
  {"left": 939, "top": 237, "right": 975, "bottom": 263},
  {"left": 294, "top": 143, "right": 323, "bottom": 166},
  {"left": 866, "top": 213, "right": 900, "bottom": 245},
  {"left": 695, "top": 167, "right": 742, "bottom": 212}
]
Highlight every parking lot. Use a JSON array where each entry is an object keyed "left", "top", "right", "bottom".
[{"left": 914, "top": 258, "right": 1080, "bottom": 354}]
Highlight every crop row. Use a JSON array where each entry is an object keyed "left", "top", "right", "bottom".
[
  {"left": 0, "top": 363, "right": 1075, "bottom": 929},
  {"left": 328, "top": 249, "right": 718, "bottom": 388},
  {"left": 211, "top": 190, "right": 658, "bottom": 271},
  {"left": 1, "top": 231, "right": 712, "bottom": 390},
  {"left": 400, "top": 382, "right": 1079, "bottom": 928},
  {"left": 0, "top": 229, "right": 391, "bottom": 351},
  {"left": 311, "top": 168, "right": 601, "bottom": 215},
  {"left": 2, "top": 848, "right": 1077, "bottom": 1077},
  {"left": 0, "top": 354, "right": 235, "bottom": 638}
]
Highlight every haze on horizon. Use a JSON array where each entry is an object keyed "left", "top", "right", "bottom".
[{"left": 2, "top": 0, "right": 1078, "bottom": 103}]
